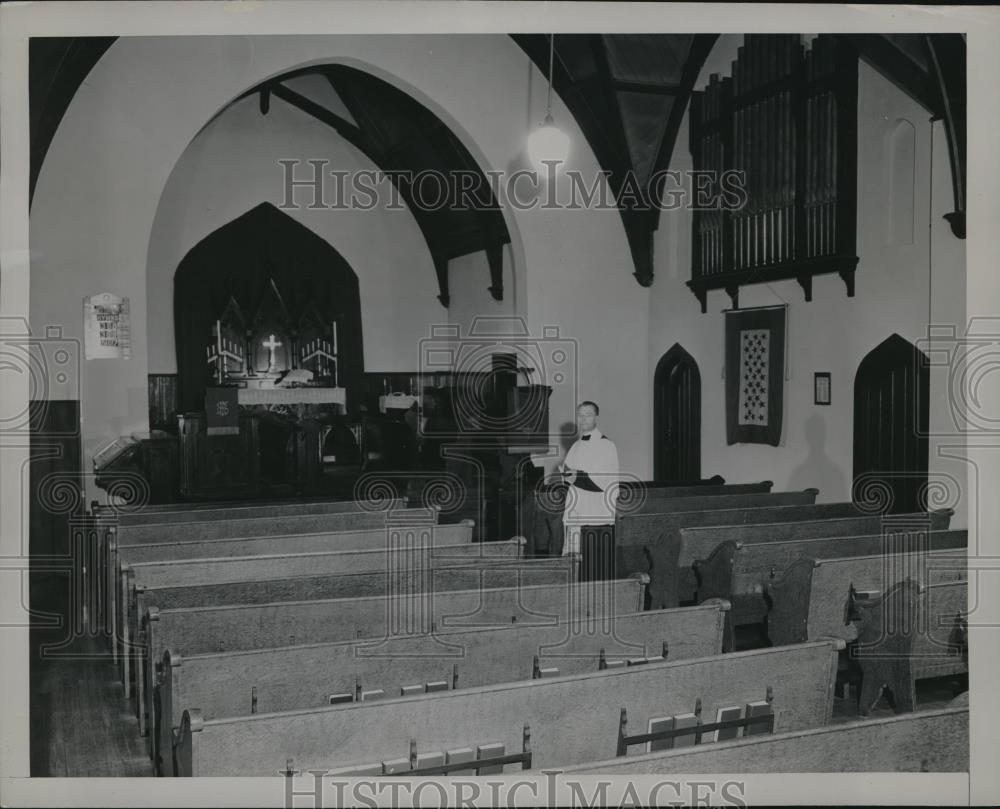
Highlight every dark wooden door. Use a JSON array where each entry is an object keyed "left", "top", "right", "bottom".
[
  {"left": 654, "top": 345, "right": 701, "bottom": 483},
  {"left": 853, "top": 334, "right": 929, "bottom": 514}
]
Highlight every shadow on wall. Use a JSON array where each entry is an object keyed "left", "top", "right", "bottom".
[{"left": 789, "top": 414, "right": 848, "bottom": 503}]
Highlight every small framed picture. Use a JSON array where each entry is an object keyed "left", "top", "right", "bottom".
[{"left": 814, "top": 372, "right": 831, "bottom": 405}]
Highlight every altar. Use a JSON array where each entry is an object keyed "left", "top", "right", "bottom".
[{"left": 237, "top": 385, "right": 346, "bottom": 411}]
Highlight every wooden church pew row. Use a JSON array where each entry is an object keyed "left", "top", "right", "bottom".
[
  {"left": 125, "top": 556, "right": 580, "bottom": 733},
  {"left": 112, "top": 520, "right": 474, "bottom": 659},
  {"left": 766, "top": 547, "right": 967, "bottom": 647},
  {"left": 681, "top": 508, "right": 954, "bottom": 571},
  {"left": 620, "top": 487, "right": 817, "bottom": 518},
  {"left": 854, "top": 579, "right": 968, "bottom": 715},
  {"left": 119, "top": 534, "right": 520, "bottom": 717},
  {"left": 127, "top": 535, "right": 518, "bottom": 591},
  {"left": 109, "top": 508, "right": 443, "bottom": 679},
  {"left": 560, "top": 705, "right": 969, "bottom": 773},
  {"left": 111, "top": 518, "right": 469, "bottom": 660},
  {"left": 155, "top": 601, "right": 730, "bottom": 775},
  {"left": 140, "top": 573, "right": 646, "bottom": 740},
  {"left": 92, "top": 496, "right": 405, "bottom": 525},
  {"left": 694, "top": 528, "right": 967, "bottom": 634},
  {"left": 622, "top": 481, "right": 774, "bottom": 511},
  {"left": 618, "top": 501, "right": 865, "bottom": 609},
  {"left": 172, "top": 639, "right": 843, "bottom": 776},
  {"left": 104, "top": 504, "right": 435, "bottom": 664},
  {"left": 118, "top": 521, "right": 477, "bottom": 566}
]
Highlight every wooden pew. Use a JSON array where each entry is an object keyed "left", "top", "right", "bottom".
[
  {"left": 127, "top": 535, "right": 513, "bottom": 590},
  {"left": 142, "top": 573, "right": 643, "bottom": 757},
  {"left": 142, "top": 574, "right": 643, "bottom": 709},
  {"left": 682, "top": 509, "right": 953, "bottom": 571},
  {"left": 621, "top": 487, "right": 816, "bottom": 518},
  {"left": 117, "top": 521, "right": 476, "bottom": 566},
  {"left": 120, "top": 533, "right": 517, "bottom": 717},
  {"left": 105, "top": 504, "right": 434, "bottom": 666},
  {"left": 155, "top": 600, "right": 730, "bottom": 775},
  {"left": 113, "top": 514, "right": 453, "bottom": 686},
  {"left": 854, "top": 579, "right": 968, "bottom": 715},
  {"left": 93, "top": 496, "right": 404, "bottom": 525},
  {"left": 619, "top": 501, "right": 868, "bottom": 609},
  {"left": 622, "top": 481, "right": 773, "bottom": 512},
  {"left": 766, "top": 547, "right": 967, "bottom": 647},
  {"left": 560, "top": 705, "right": 968, "bottom": 773},
  {"left": 173, "top": 639, "right": 843, "bottom": 776},
  {"left": 126, "top": 556, "right": 580, "bottom": 733},
  {"left": 115, "top": 520, "right": 473, "bottom": 657},
  {"left": 694, "top": 528, "right": 966, "bottom": 635}
]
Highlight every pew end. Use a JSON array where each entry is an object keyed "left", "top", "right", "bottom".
[
  {"left": 852, "top": 579, "right": 968, "bottom": 716},
  {"left": 174, "top": 708, "right": 203, "bottom": 777},
  {"left": 155, "top": 648, "right": 183, "bottom": 776},
  {"left": 764, "top": 558, "right": 817, "bottom": 646}
]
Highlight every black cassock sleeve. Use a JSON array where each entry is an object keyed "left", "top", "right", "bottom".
[{"left": 572, "top": 471, "right": 604, "bottom": 492}]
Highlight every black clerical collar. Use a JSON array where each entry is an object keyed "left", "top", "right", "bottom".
[
  {"left": 581, "top": 430, "right": 600, "bottom": 441},
  {"left": 581, "top": 434, "right": 591, "bottom": 441}
]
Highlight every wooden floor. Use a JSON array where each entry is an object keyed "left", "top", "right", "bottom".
[
  {"left": 28, "top": 577, "right": 963, "bottom": 777},
  {"left": 30, "top": 576, "right": 152, "bottom": 777}
]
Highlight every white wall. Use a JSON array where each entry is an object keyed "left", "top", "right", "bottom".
[
  {"left": 146, "top": 93, "right": 442, "bottom": 374},
  {"left": 651, "top": 40, "right": 967, "bottom": 520},
  {"left": 30, "top": 34, "right": 643, "bottom": 501}
]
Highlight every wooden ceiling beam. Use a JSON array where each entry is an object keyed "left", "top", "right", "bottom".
[{"left": 612, "top": 80, "right": 681, "bottom": 96}]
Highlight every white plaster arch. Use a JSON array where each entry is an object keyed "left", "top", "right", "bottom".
[{"left": 31, "top": 34, "right": 647, "bottom": 489}]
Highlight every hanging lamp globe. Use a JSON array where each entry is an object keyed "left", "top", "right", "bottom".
[{"left": 527, "top": 112, "right": 570, "bottom": 173}]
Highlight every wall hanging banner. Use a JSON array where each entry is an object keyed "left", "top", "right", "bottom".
[
  {"left": 725, "top": 306, "right": 786, "bottom": 446},
  {"left": 205, "top": 387, "right": 239, "bottom": 436}
]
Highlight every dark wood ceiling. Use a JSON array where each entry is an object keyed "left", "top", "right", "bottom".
[
  {"left": 28, "top": 33, "right": 967, "bottom": 299},
  {"left": 512, "top": 34, "right": 718, "bottom": 286}
]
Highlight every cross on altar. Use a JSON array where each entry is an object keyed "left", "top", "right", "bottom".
[{"left": 262, "top": 334, "right": 282, "bottom": 373}]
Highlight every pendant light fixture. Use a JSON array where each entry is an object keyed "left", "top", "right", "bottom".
[{"left": 526, "top": 34, "right": 570, "bottom": 173}]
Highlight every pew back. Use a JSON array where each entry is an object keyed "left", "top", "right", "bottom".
[
  {"left": 95, "top": 497, "right": 404, "bottom": 525},
  {"left": 681, "top": 509, "right": 953, "bottom": 570},
  {"left": 157, "top": 602, "right": 729, "bottom": 774},
  {"left": 112, "top": 506, "right": 434, "bottom": 545},
  {"left": 127, "top": 532, "right": 509, "bottom": 589},
  {"left": 627, "top": 481, "right": 773, "bottom": 510},
  {"left": 560, "top": 706, "right": 968, "bottom": 773},
  {"left": 695, "top": 529, "right": 968, "bottom": 616},
  {"left": 766, "top": 548, "right": 967, "bottom": 646},
  {"left": 617, "top": 501, "right": 863, "bottom": 608},
  {"left": 127, "top": 558, "right": 580, "bottom": 728},
  {"left": 105, "top": 504, "right": 433, "bottom": 657},
  {"left": 118, "top": 521, "right": 476, "bottom": 565},
  {"left": 175, "top": 640, "right": 842, "bottom": 776},
  {"left": 145, "top": 575, "right": 643, "bottom": 662}
]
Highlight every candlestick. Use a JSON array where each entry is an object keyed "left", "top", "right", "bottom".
[{"left": 332, "top": 321, "right": 338, "bottom": 355}]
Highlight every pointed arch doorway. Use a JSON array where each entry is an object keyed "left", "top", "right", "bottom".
[
  {"left": 853, "top": 334, "right": 929, "bottom": 514},
  {"left": 654, "top": 344, "right": 702, "bottom": 483}
]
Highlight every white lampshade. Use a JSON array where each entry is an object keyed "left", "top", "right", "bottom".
[{"left": 526, "top": 114, "right": 570, "bottom": 174}]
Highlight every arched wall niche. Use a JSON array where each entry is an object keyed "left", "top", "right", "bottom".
[{"left": 886, "top": 117, "right": 917, "bottom": 246}]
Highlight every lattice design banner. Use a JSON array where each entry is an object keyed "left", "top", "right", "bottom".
[
  {"left": 738, "top": 329, "right": 770, "bottom": 425},
  {"left": 725, "top": 306, "right": 785, "bottom": 445}
]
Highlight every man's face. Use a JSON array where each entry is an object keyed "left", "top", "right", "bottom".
[{"left": 576, "top": 405, "right": 598, "bottom": 434}]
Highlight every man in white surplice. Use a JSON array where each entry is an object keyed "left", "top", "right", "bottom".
[{"left": 560, "top": 401, "right": 619, "bottom": 556}]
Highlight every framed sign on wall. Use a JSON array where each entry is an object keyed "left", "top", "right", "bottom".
[
  {"left": 814, "top": 372, "right": 832, "bottom": 405},
  {"left": 83, "top": 292, "right": 131, "bottom": 360}
]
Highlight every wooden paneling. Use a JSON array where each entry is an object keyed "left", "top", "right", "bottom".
[
  {"left": 147, "top": 374, "right": 178, "bottom": 432},
  {"left": 30, "top": 400, "right": 82, "bottom": 559}
]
